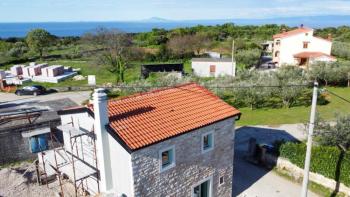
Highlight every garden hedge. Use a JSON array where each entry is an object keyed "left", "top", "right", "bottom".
[{"left": 278, "top": 142, "right": 350, "bottom": 187}]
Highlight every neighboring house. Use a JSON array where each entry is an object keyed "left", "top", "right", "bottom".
[
  {"left": 38, "top": 83, "right": 241, "bottom": 197},
  {"left": 272, "top": 25, "right": 336, "bottom": 67},
  {"left": 0, "top": 98, "right": 77, "bottom": 164},
  {"left": 192, "top": 58, "right": 236, "bottom": 77}
]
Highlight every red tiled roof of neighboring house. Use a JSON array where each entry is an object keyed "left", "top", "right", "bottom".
[
  {"left": 273, "top": 27, "right": 313, "bottom": 39},
  {"left": 105, "top": 83, "right": 240, "bottom": 150},
  {"left": 293, "top": 52, "right": 336, "bottom": 60}
]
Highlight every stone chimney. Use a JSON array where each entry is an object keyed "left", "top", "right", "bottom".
[
  {"left": 328, "top": 33, "right": 332, "bottom": 41},
  {"left": 93, "top": 88, "right": 113, "bottom": 192}
]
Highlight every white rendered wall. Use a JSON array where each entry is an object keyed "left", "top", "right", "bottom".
[
  {"left": 192, "top": 61, "right": 236, "bottom": 77},
  {"left": 107, "top": 134, "right": 134, "bottom": 197},
  {"left": 273, "top": 30, "right": 333, "bottom": 67}
]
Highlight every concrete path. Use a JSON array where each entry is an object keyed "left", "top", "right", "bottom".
[
  {"left": 233, "top": 124, "right": 319, "bottom": 197},
  {"left": 0, "top": 91, "right": 91, "bottom": 105}
]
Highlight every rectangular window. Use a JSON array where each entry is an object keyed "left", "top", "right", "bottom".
[
  {"left": 202, "top": 132, "right": 214, "bottom": 153},
  {"left": 303, "top": 42, "right": 309, "bottom": 49},
  {"left": 219, "top": 176, "right": 224, "bottom": 185},
  {"left": 209, "top": 65, "right": 216, "bottom": 77},
  {"left": 159, "top": 146, "right": 175, "bottom": 172}
]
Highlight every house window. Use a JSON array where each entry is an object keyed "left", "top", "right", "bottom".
[
  {"left": 202, "top": 131, "right": 214, "bottom": 153},
  {"left": 303, "top": 42, "right": 309, "bottom": 49},
  {"left": 276, "top": 40, "right": 280, "bottom": 45},
  {"left": 275, "top": 51, "right": 280, "bottom": 58},
  {"left": 209, "top": 65, "right": 216, "bottom": 77},
  {"left": 159, "top": 146, "right": 175, "bottom": 172},
  {"left": 219, "top": 176, "right": 224, "bottom": 185}
]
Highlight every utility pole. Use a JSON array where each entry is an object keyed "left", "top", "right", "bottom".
[
  {"left": 232, "top": 39, "right": 235, "bottom": 77},
  {"left": 301, "top": 81, "right": 318, "bottom": 197}
]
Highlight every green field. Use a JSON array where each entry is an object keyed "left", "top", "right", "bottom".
[
  {"left": 8, "top": 58, "right": 192, "bottom": 88},
  {"left": 237, "top": 87, "right": 350, "bottom": 126}
]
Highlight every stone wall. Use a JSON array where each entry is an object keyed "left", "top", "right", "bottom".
[
  {"left": 275, "top": 157, "right": 350, "bottom": 196},
  {"left": 0, "top": 120, "right": 60, "bottom": 165},
  {"left": 131, "top": 117, "right": 235, "bottom": 197}
]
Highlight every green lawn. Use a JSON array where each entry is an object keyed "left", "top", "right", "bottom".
[{"left": 237, "top": 87, "right": 350, "bottom": 126}]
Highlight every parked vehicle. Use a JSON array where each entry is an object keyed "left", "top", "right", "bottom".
[{"left": 15, "top": 85, "right": 46, "bottom": 96}]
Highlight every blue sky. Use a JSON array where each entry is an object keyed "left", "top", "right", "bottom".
[{"left": 1, "top": 0, "right": 350, "bottom": 22}]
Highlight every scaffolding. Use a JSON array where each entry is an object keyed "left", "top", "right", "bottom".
[{"left": 37, "top": 117, "right": 100, "bottom": 196}]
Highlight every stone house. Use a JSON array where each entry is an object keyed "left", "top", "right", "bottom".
[{"left": 40, "top": 83, "right": 241, "bottom": 196}]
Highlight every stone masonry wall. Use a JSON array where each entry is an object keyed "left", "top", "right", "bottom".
[
  {"left": 0, "top": 120, "right": 60, "bottom": 164},
  {"left": 131, "top": 117, "right": 235, "bottom": 197}
]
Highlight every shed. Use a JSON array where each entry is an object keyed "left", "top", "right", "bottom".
[{"left": 141, "top": 63, "right": 184, "bottom": 78}]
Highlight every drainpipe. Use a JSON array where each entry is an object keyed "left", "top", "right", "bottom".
[{"left": 93, "top": 88, "right": 113, "bottom": 192}]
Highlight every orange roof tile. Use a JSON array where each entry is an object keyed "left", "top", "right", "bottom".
[
  {"left": 294, "top": 52, "right": 336, "bottom": 60},
  {"left": 106, "top": 83, "right": 240, "bottom": 150},
  {"left": 273, "top": 27, "right": 313, "bottom": 39}
]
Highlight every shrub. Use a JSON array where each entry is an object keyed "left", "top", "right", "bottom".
[{"left": 278, "top": 142, "right": 350, "bottom": 187}]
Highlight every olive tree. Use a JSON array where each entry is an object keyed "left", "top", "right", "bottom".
[
  {"left": 315, "top": 115, "right": 350, "bottom": 151},
  {"left": 26, "top": 29, "right": 54, "bottom": 58},
  {"left": 84, "top": 28, "right": 132, "bottom": 83}
]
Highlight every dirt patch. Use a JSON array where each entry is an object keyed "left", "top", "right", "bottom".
[{"left": 0, "top": 161, "right": 76, "bottom": 197}]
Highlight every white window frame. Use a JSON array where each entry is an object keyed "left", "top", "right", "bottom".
[
  {"left": 201, "top": 131, "right": 214, "bottom": 153},
  {"left": 159, "top": 145, "right": 176, "bottom": 172},
  {"left": 191, "top": 176, "right": 213, "bottom": 197}
]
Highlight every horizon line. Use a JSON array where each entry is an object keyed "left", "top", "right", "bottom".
[{"left": 1, "top": 14, "right": 350, "bottom": 24}]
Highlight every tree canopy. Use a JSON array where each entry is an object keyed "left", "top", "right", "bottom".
[{"left": 26, "top": 29, "right": 54, "bottom": 58}]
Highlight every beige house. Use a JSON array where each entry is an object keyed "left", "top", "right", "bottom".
[{"left": 272, "top": 25, "right": 336, "bottom": 67}]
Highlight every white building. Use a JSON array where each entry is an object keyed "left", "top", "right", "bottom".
[
  {"left": 272, "top": 26, "right": 336, "bottom": 67},
  {"left": 37, "top": 83, "right": 241, "bottom": 197},
  {"left": 192, "top": 58, "right": 236, "bottom": 77}
]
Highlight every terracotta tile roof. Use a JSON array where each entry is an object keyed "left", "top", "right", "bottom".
[
  {"left": 273, "top": 27, "right": 313, "bottom": 39},
  {"left": 294, "top": 52, "right": 336, "bottom": 60},
  {"left": 106, "top": 83, "right": 240, "bottom": 150}
]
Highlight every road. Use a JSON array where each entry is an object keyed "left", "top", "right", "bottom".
[
  {"left": 233, "top": 124, "right": 319, "bottom": 197},
  {"left": 0, "top": 91, "right": 91, "bottom": 105}
]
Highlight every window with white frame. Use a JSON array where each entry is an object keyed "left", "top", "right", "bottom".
[
  {"left": 159, "top": 146, "right": 175, "bottom": 172},
  {"left": 202, "top": 131, "right": 214, "bottom": 153}
]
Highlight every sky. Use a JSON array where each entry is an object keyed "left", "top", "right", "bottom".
[{"left": 1, "top": 0, "right": 350, "bottom": 22}]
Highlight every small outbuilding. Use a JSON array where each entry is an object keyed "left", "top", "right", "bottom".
[
  {"left": 141, "top": 63, "right": 184, "bottom": 79},
  {"left": 191, "top": 58, "right": 236, "bottom": 77}
]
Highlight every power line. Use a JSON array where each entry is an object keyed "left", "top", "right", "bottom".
[
  {"left": 324, "top": 89, "right": 350, "bottom": 104},
  {"left": 91, "top": 84, "right": 311, "bottom": 90}
]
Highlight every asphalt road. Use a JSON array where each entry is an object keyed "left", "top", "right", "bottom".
[
  {"left": 233, "top": 124, "right": 319, "bottom": 197},
  {"left": 0, "top": 91, "right": 91, "bottom": 105}
]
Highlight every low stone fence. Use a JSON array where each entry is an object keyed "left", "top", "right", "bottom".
[{"left": 267, "top": 154, "right": 350, "bottom": 196}]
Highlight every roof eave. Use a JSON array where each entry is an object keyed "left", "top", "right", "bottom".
[{"left": 107, "top": 113, "right": 241, "bottom": 153}]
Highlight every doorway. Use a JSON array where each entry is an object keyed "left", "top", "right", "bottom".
[{"left": 192, "top": 178, "right": 212, "bottom": 197}]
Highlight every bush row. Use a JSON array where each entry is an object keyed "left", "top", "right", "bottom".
[{"left": 278, "top": 142, "right": 350, "bottom": 187}]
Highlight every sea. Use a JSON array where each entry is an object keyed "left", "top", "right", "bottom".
[
  {"left": 1, "top": 15, "right": 350, "bottom": 38},
  {"left": 0, "top": 21, "right": 216, "bottom": 38}
]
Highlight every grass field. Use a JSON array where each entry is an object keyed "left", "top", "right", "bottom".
[
  {"left": 10, "top": 58, "right": 192, "bottom": 88},
  {"left": 237, "top": 87, "right": 350, "bottom": 126}
]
